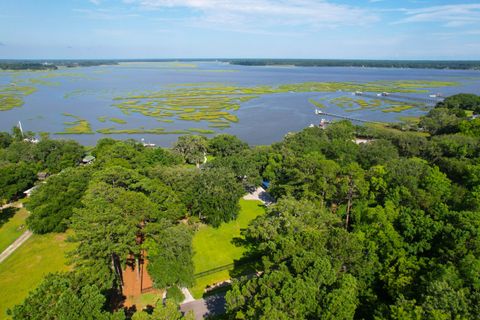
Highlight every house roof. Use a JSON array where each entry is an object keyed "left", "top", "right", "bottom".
[{"left": 83, "top": 155, "right": 95, "bottom": 162}]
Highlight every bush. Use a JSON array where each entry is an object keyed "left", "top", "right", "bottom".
[{"left": 166, "top": 286, "right": 185, "bottom": 304}]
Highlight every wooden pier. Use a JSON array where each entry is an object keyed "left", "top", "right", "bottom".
[
  {"left": 314, "top": 109, "right": 385, "bottom": 124},
  {"left": 355, "top": 92, "right": 443, "bottom": 106}
]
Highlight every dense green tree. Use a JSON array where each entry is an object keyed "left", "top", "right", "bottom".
[
  {"left": 0, "top": 138, "right": 83, "bottom": 173},
  {"left": 430, "top": 133, "right": 479, "bottom": 159},
  {"left": 437, "top": 93, "right": 480, "bottom": 114},
  {"left": 147, "top": 165, "right": 199, "bottom": 213},
  {"left": 281, "top": 126, "right": 328, "bottom": 156},
  {"left": 132, "top": 300, "right": 194, "bottom": 320},
  {"left": 173, "top": 135, "right": 208, "bottom": 166},
  {"left": 0, "top": 162, "right": 36, "bottom": 203},
  {"left": 94, "top": 140, "right": 142, "bottom": 168},
  {"left": 357, "top": 139, "right": 399, "bottom": 169},
  {"left": 0, "top": 141, "right": 37, "bottom": 164},
  {"left": 226, "top": 198, "right": 362, "bottom": 319},
  {"left": 34, "top": 139, "right": 84, "bottom": 173},
  {"left": 11, "top": 125, "right": 35, "bottom": 142},
  {"left": 458, "top": 118, "right": 480, "bottom": 137},
  {"left": 190, "top": 167, "right": 244, "bottom": 226},
  {"left": 419, "top": 108, "right": 462, "bottom": 135},
  {"left": 137, "top": 147, "right": 183, "bottom": 167},
  {"left": 27, "top": 166, "right": 93, "bottom": 233},
  {"left": 208, "top": 149, "right": 262, "bottom": 188},
  {"left": 378, "top": 131, "right": 429, "bottom": 158},
  {"left": 147, "top": 165, "right": 209, "bottom": 223},
  {"left": 270, "top": 152, "right": 340, "bottom": 202},
  {"left": 9, "top": 273, "right": 124, "bottom": 320},
  {"left": 70, "top": 181, "right": 159, "bottom": 290},
  {"left": 134, "top": 177, "right": 188, "bottom": 221},
  {"left": 0, "top": 131, "right": 12, "bottom": 149},
  {"left": 208, "top": 134, "right": 248, "bottom": 157},
  {"left": 145, "top": 224, "right": 194, "bottom": 288}
]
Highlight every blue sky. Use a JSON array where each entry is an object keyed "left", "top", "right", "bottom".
[{"left": 0, "top": 0, "right": 479, "bottom": 59}]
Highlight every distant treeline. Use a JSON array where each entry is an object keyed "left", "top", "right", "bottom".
[
  {"left": 224, "top": 59, "right": 480, "bottom": 70},
  {"left": 2, "top": 58, "right": 480, "bottom": 70},
  {"left": 0, "top": 60, "right": 118, "bottom": 71}
]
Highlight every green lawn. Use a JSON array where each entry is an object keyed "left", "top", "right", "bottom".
[
  {"left": 0, "top": 205, "right": 29, "bottom": 253},
  {"left": 191, "top": 199, "right": 265, "bottom": 298},
  {"left": 127, "top": 291, "right": 164, "bottom": 311},
  {"left": 0, "top": 232, "right": 75, "bottom": 318}
]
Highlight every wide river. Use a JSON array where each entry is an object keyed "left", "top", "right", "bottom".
[{"left": 1, "top": 62, "right": 479, "bottom": 146}]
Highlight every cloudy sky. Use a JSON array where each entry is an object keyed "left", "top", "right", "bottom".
[{"left": 0, "top": 0, "right": 479, "bottom": 59}]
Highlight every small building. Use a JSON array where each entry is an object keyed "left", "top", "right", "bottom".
[
  {"left": 82, "top": 155, "right": 95, "bottom": 165},
  {"left": 141, "top": 138, "right": 156, "bottom": 147},
  {"left": 319, "top": 118, "right": 330, "bottom": 129},
  {"left": 23, "top": 185, "right": 40, "bottom": 197},
  {"left": 23, "top": 137, "right": 39, "bottom": 144},
  {"left": 143, "top": 142, "right": 156, "bottom": 147},
  {"left": 37, "top": 172, "right": 49, "bottom": 181},
  {"left": 353, "top": 138, "right": 374, "bottom": 145}
]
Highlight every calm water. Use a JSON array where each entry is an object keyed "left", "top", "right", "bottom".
[{"left": 1, "top": 62, "right": 480, "bottom": 147}]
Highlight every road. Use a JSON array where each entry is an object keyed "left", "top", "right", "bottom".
[
  {"left": 0, "top": 230, "right": 33, "bottom": 264},
  {"left": 180, "top": 292, "right": 226, "bottom": 320}
]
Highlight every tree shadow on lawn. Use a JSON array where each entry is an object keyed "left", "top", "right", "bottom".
[
  {"left": 229, "top": 228, "right": 264, "bottom": 279},
  {"left": 0, "top": 207, "right": 18, "bottom": 228},
  {"left": 228, "top": 254, "right": 261, "bottom": 279}
]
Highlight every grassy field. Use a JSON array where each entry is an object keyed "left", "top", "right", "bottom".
[
  {"left": 0, "top": 206, "right": 29, "bottom": 253},
  {"left": 126, "top": 290, "right": 164, "bottom": 311},
  {"left": 190, "top": 199, "right": 265, "bottom": 298},
  {"left": 0, "top": 232, "right": 75, "bottom": 318}
]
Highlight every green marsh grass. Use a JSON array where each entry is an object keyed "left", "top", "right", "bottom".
[{"left": 57, "top": 113, "right": 94, "bottom": 134}]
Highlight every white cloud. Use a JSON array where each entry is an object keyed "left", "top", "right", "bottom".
[
  {"left": 89, "top": 0, "right": 101, "bottom": 5},
  {"left": 123, "top": 0, "right": 379, "bottom": 31},
  {"left": 394, "top": 3, "right": 480, "bottom": 27}
]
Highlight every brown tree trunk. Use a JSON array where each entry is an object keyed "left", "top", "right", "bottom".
[{"left": 345, "top": 176, "right": 354, "bottom": 230}]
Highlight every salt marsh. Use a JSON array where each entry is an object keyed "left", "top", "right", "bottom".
[{"left": 0, "top": 61, "right": 479, "bottom": 146}]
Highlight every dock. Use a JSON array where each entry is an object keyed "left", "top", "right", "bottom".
[
  {"left": 314, "top": 109, "right": 385, "bottom": 124},
  {"left": 355, "top": 92, "right": 443, "bottom": 106}
]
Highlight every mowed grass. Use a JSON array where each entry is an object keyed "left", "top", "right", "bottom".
[
  {"left": 0, "top": 232, "right": 75, "bottom": 318},
  {"left": 0, "top": 206, "right": 29, "bottom": 253},
  {"left": 127, "top": 290, "right": 164, "bottom": 311},
  {"left": 191, "top": 199, "right": 265, "bottom": 298}
]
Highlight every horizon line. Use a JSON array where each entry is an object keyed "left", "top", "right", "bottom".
[{"left": 1, "top": 58, "right": 480, "bottom": 62}]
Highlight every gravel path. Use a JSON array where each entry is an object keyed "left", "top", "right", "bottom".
[
  {"left": 0, "top": 230, "right": 33, "bottom": 264},
  {"left": 181, "top": 287, "right": 195, "bottom": 304}
]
